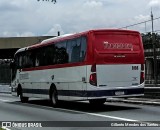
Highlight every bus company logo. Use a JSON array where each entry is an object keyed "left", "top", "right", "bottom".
[
  {"left": 103, "top": 41, "right": 133, "bottom": 50},
  {"left": 2, "top": 122, "right": 11, "bottom": 127}
]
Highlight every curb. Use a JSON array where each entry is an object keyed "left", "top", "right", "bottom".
[{"left": 107, "top": 98, "right": 160, "bottom": 106}]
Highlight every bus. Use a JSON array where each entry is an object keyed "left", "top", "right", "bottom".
[{"left": 10, "top": 29, "right": 145, "bottom": 106}]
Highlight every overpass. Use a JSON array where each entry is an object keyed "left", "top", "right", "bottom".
[
  {"left": 0, "top": 36, "right": 53, "bottom": 59},
  {"left": 0, "top": 36, "right": 54, "bottom": 84}
]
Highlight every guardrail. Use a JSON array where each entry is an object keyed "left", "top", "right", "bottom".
[{"left": 0, "top": 85, "right": 11, "bottom": 94}]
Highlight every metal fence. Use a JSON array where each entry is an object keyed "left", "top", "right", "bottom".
[{"left": 0, "top": 63, "right": 11, "bottom": 84}]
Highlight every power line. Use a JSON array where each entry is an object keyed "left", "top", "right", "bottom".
[
  {"left": 119, "top": 16, "right": 160, "bottom": 29},
  {"left": 142, "top": 29, "right": 160, "bottom": 34}
]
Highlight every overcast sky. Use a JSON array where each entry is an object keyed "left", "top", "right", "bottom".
[{"left": 0, "top": 0, "right": 160, "bottom": 37}]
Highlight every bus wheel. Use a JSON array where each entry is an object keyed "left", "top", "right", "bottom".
[
  {"left": 89, "top": 98, "right": 106, "bottom": 105},
  {"left": 17, "top": 86, "right": 29, "bottom": 103},
  {"left": 20, "top": 93, "right": 29, "bottom": 103},
  {"left": 50, "top": 87, "right": 58, "bottom": 107}
]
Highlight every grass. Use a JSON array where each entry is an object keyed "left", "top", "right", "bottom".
[{"left": 0, "top": 128, "right": 5, "bottom": 130}]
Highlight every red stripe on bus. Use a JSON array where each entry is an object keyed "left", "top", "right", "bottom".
[{"left": 22, "top": 62, "right": 88, "bottom": 71}]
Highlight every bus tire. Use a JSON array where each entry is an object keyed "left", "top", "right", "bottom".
[
  {"left": 50, "top": 86, "right": 58, "bottom": 107},
  {"left": 89, "top": 98, "right": 106, "bottom": 105},
  {"left": 20, "top": 94, "right": 29, "bottom": 103},
  {"left": 17, "top": 85, "right": 29, "bottom": 103}
]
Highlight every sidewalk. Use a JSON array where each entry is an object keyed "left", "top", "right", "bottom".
[
  {"left": 107, "top": 97, "right": 160, "bottom": 106},
  {"left": 110, "top": 86, "right": 160, "bottom": 106}
]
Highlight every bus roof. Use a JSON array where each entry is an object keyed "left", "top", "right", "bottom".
[
  {"left": 15, "top": 29, "right": 140, "bottom": 54},
  {"left": 41, "top": 33, "right": 73, "bottom": 44}
]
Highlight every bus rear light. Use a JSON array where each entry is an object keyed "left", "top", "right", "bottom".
[
  {"left": 140, "top": 72, "right": 144, "bottom": 84},
  {"left": 140, "top": 64, "right": 144, "bottom": 84},
  {"left": 89, "top": 73, "right": 97, "bottom": 86},
  {"left": 141, "top": 64, "right": 144, "bottom": 71},
  {"left": 91, "top": 64, "right": 96, "bottom": 72}
]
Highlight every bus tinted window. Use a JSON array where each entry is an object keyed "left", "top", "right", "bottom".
[
  {"left": 17, "top": 51, "right": 34, "bottom": 68},
  {"left": 16, "top": 36, "right": 87, "bottom": 69},
  {"left": 67, "top": 37, "right": 87, "bottom": 63},
  {"left": 25, "top": 51, "right": 34, "bottom": 68},
  {"left": 34, "top": 49, "right": 41, "bottom": 67},
  {"left": 67, "top": 39, "right": 80, "bottom": 63},
  {"left": 46, "top": 45, "right": 56, "bottom": 65},
  {"left": 43, "top": 45, "right": 56, "bottom": 66},
  {"left": 55, "top": 41, "right": 68, "bottom": 64},
  {"left": 35, "top": 48, "right": 45, "bottom": 66},
  {"left": 80, "top": 37, "right": 87, "bottom": 61}
]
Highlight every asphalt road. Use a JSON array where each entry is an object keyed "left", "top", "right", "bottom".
[{"left": 0, "top": 94, "right": 160, "bottom": 130}]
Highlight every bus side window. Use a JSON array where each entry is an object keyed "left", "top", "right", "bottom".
[
  {"left": 80, "top": 37, "right": 87, "bottom": 61},
  {"left": 67, "top": 37, "right": 86, "bottom": 63},
  {"left": 45, "top": 45, "right": 56, "bottom": 65},
  {"left": 55, "top": 41, "right": 68, "bottom": 64},
  {"left": 35, "top": 57, "right": 39, "bottom": 67},
  {"left": 34, "top": 48, "right": 46, "bottom": 67},
  {"left": 18, "top": 55, "right": 23, "bottom": 68},
  {"left": 21, "top": 51, "right": 34, "bottom": 68},
  {"left": 38, "top": 48, "right": 45, "bottom": 66},
  {"left": 18, "top": 52, "right": 26, "bottom": 69},
  {"left": 34, "top": 49, "right": 40, "bottom": 67},
  {"left": 27, "top": 51, "right": 34, "bottom": 68},
  {"left": 67, "top": 39, "right": 80, "bottom": 63},
  {"left": 43, "top": 46, "right": 48, "bottom": 66},
  {"left": 71, "top": 39, "right": 81, "bottom": 63}
]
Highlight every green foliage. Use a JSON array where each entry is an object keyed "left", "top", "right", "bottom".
[
  {"left": 142, "top": 32, "right": 152, "bottom": 45},
  {"left": 142, "top": 32, "right": 160, "bottom": 49}
]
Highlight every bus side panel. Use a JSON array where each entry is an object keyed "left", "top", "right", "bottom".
[
  {"left": 31, "top": 65, "right": 87, "bottom": 101},
  {"left": 19, "top": 71, "right": 33, "bottom": 98},
  {"left": 68, "top": 65, "right": 87, "bottom": 101},
  {"left": 50, "top": 65, "right": 87, "bottom": 101},
  {"left": 16, "top": 65, "right": 88, "bottom": 101},
  {"left": 20, "top": 71, "right": 49, "bottom": 98},
  {"left": 33, "top": 69, "right": 52, "bottom": 99}
]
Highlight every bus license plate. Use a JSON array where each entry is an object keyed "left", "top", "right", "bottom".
[{"left": 115, "top": 91, "right": 125, "bottom": 96}]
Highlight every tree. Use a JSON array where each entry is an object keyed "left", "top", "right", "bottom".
[
  {"left": 142, "top": 32, "right": 160, "bottom": 49},
  {"left": 37, "top": 0, "right": 56, "bottom": 4}
]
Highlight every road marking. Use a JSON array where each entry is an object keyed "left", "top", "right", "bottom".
[
  {"left": 2, "top": 127, "right": 11, "bottom": 130},
  {"left": 0, "top": 98, "right": 138, "bottom": 122},
  {"left": 18, "top": 100, "right": 139, "bottom": 122},
  {"left": 53, "top": 107, "right": 139, "bottom": 122},
  {"left": 85, "top": 113, "right": 138, "bottom": 121}
]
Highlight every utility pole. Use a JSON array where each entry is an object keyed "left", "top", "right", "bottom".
[{"left": 151, "top": 10, "right": 157, "bottom": 86}]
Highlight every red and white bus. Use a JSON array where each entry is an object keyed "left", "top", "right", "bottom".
[{"left": 11, "top": 29, "right": 145, "bottom": 106}]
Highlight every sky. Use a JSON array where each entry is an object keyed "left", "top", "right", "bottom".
[{"left": 0, "top": 0, "right": 160, "bottom": 37}]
